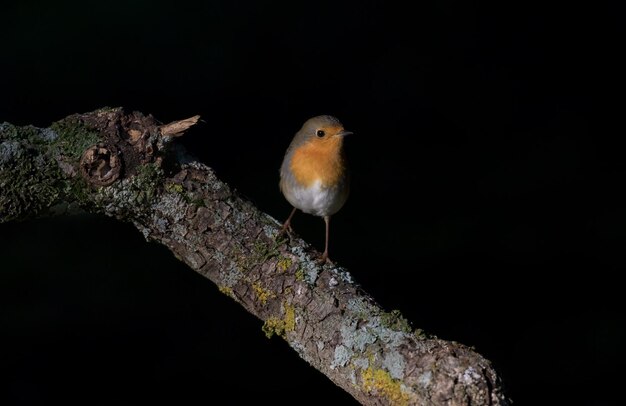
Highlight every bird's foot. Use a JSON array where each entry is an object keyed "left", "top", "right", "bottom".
[
  {"left": 276, "top": 222, "right": 293, "bottom": 242},
  {"left": 318, "top": 252, "right": 334, "bottom": 266},
  {"left": 282, "top": 223, "right": 293, "bottom": 235}
]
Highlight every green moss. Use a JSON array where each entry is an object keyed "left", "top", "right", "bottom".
[
  {"left": 0, "top": 120, "right": 102, "bottom": 221},
  {"left": 253, "top": 239, "right": 280, "bottom": 262},
  {"left": 0, "top": 123, "right": 41, "bottom": 142},
  {"left": 380, "top": 309, "right": 412, "bottom": 333},
  {"left": 295, "top": 268, "right": 305, "bottom": 281},
  {"left": 0, "top": 141, "right": 62, "bottom": 222},
  {"left": 49, "top": 118, "right": 101, "bottom": 161},
  {"left": 361, "top": 367, "right": 411, "bottom": 406},
  {"left": 136, "top": 162, "right": 162, "bottom": 183},
  {"left": 91, "top": 161, "right": 164, "bottom": 217},
  {"left": 133, "top": 163, "right": 163, "bottom": 204},
  {"left": 63, "top": 176, "right": 91, "bottom": 206},
  {"left": 0, "top": 123, "right": 16, "bottom": 140}
]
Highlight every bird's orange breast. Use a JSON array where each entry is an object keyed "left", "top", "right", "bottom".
[{"left": 290, "top": 136, "right": 345, "bottom": 188}]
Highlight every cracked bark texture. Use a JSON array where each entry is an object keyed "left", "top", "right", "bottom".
[{"left": 0, "top": 108, "right": 510, "bottom": 406}]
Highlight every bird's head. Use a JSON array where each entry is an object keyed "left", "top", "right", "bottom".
[{"left": 295, "top": 115, "right": 352, "bottom": 148}]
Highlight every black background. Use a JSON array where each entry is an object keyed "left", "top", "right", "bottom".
[{"left": 1, "top": 1, "right": 623, "bottom": 405}]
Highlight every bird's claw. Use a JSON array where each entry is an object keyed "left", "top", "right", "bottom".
[
  {"left": 318, "top": 253, "right": 334, "bottom": 266},
  {"left": 276, "top": 223, "right": 293, "bottom": 242}
]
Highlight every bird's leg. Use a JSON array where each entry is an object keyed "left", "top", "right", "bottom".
[
  {"left": 320, "top": 215, "right": 334, "bottom": 265},
  {"left": 278, "top": 207, "right": 297, "bottom": 237}
]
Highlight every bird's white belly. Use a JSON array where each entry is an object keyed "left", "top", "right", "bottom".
[{"left": 285, "top": 180, "right": 344, "bottom": 217}]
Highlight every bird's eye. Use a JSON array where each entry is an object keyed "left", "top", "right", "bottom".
[{"left": 316, "top": 130, "right": 326, "bottom": 137}]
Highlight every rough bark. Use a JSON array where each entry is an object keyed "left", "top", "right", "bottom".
[{"left": 0, "top": 108, "right": 510, "bottom": 406}]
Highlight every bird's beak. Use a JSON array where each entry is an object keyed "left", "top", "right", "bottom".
[{"left": 338, "top": 130, "right": 353, "bottom": 137}]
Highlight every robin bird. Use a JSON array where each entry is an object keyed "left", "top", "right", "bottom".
[{"left": 279, "top": 115, "right": 352, "bottom": 264}]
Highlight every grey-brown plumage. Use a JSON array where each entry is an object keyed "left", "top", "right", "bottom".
[{"left": 278, "top": 115, "right": 352, "bottom": 264}]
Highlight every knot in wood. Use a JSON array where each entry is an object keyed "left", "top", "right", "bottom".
[{"left": 79, "top": 144, "right": 122, "bottom": 186}]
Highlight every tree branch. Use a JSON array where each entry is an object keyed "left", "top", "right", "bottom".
[{"left": 0, "top": 108, "right": 510, "bottom": 406}]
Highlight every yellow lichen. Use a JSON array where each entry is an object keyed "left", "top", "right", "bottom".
[
  {"left": 218, "top": 286, "right": 233, "bottom": 298},
  {"left": 165, "top": 182, "right": 184, "bottom": 194},
  {"left": 262, "top": 317, "right": 285, "bottom": 338},
  {"left": 283, "top": 303, "right": 296, "bottom": 332},
  {"left": 295, "top": 268, "right": 305, "bottom": 281},
  {"left": 276, "top": 257, "right": 292, "bottom": 272},
  {"left": 261, "top": 303, "right": 296, "bottom": 339},
  {"left": 361, "top": 367, "right": 411, "bottom": 406},
  {"left": 252, "top": 282, "right": 276, "bottom": 305}
]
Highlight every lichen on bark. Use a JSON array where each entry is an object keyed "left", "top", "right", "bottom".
[
  {"left": 1, "top": 123, "right": 65, "bottom": 221},
  {"left": 0, "top": 108, "right": 510, "bottom": 406}
]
